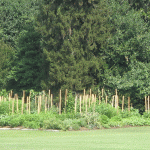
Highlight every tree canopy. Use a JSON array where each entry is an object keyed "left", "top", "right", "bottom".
[{"left": 0, "top": 0, "right": 150, "bottom": 112}]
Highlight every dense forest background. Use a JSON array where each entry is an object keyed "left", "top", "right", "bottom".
[{"left": 0, "top": 0, "right": 150, "bottom": 112}]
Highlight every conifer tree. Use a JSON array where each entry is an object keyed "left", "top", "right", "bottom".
[{"left": 36, "top": 0, "right": 111, "bottom": 93}]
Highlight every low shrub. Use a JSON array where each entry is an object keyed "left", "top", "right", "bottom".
[
  {"left": 0, "top": 114, "right": 10, "bottom": 126},
  {"left": 143, "top": 112, "right": 150, "bottom": 118},
  {"left": 102, "top": 124, "right": 110, "bottom": 129},
  {"left": 23, "top": 121, "right": 40, "bottom": 129},
  {"left": 43, "top": 118, "right": 62, "bottom": 130},
  {"left": 72, "top": 124, "right": 80, "bottom": 130},
  {"left": 95, "top": 103, "right": 118, "bottom": 118},
  {"left": 100, "top": 115, "right": 109, "bottom": 124}
]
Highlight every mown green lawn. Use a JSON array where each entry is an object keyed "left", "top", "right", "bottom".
[{"left": 0, "top": 127, "right": 150, "bottom": 150}]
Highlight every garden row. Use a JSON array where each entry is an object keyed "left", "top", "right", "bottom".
[
  {"left": 0, "top": 101, "right": 150, "bottom": 130},
  {"left": 0, "top": 89, "right": 150, "bottom": 131}
]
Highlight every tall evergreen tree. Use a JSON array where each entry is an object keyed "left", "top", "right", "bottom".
[
  {"left": 0, "top": 41, "right": 14, "bottom": 90},
  {"left": 11, "top": 26, "right": 43, "bottom": 92},
  {"left": 36, "top": 0, "right": 111, "bottom": 93}
]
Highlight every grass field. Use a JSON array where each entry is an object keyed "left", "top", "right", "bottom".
[{"left": 0, "top": 127, "right": 150, "bottom": 150}]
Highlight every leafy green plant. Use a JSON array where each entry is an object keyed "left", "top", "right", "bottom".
[
  {"left": 23, "top": 121, "right": 40, "bottom": 129},
  {"left": 100, "top": 115, "right": 109, "bottom": 124},
  {"left": 43, "top": 118, "right": 62, "bottom": 130},
  {"left": 66, "top": 92, "right": 75, "bottom": 113},
  {"left": 95, "top": 103, "right": 118, "bottom": 118}
]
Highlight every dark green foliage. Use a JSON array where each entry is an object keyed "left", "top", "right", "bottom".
[
  {"left": 43, "top": 118, "right": 62, "bottom": 129},
  {"left": 104, "top": 0, "right": 150, "bottom": 111},
  {"left": 12, "top": 27, "right": 43, "bottom": 92},
  {"left": 95, "top": 103, "right": 118, "bottom": 118},
  {"left": 0, "top": 41, "right": 14, "bottom": 90},
  {"left": 100, "top": 115, "right": 109, "bottom": 124},
  {"left": 36, "top": 0, "right": 111, "bottom": 93},
  {"left": 0, "top": 0, "right": 40, "bottom": 47},
  {"left": 66, "top": 92, "right": 75, "bottom": 113}
]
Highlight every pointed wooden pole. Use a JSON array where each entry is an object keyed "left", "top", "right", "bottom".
[
  {"left": 51, "top": 94, "right": 53, "bottom": 108},
  {"left": 21, "top": 97, "right": 24, "bottom": 114},
  {"left": 80, "top": 95, "right": 82, "bottom": 114},
  {"left": 75, "top": 95, "right": 77, "bottom": 113},
  {"left": 128, "top": 97, "right": 130, "bottom": 112},
  {"left": 65, "top": 89, "right": 68, "bottom": 113},
  {"left": 45, "top": 96, "right": 47, "bottom": 113},
  {"left": 122, "top": 96, "right": 124, "bottom": 112},
  {"left": 26, "top": 96, "right": 29, "bottom": 113},
  {"left": 48, "top": 90, "right": 50, "bottom": 111},
  {"left": 35, "top": 95, "right": 37, "bottom": 109},
  {"left": 145, "top": 96, "right": 147, "bottom": 112},
  {"left": 106, "top": 96, "right": 108, "bottom": 104},
  {"left": 16, "top": 94, "right": 18, "bottom": 113}
]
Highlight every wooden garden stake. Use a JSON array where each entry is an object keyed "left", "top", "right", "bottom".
[
  {"left": 38, "top": 96, "right": 40, "bottom": 114},
  {"left": 16, "top": 94, "right": 18, "bottom": 112},
  {"left": 45, "top": 97, "right": 47, "bottom": 113},
  {"left": 106, "top": 96, "right": 108, "bottom": 104},
  {"left": 115, "top": 89, "right": 117, "bottom": 96},
  {"left": 75, "top": 95, "right": 77, "bottom": 113},
  {"left": 90, "top": 89, "right": 92, "bottom": 98},
  {"left": 145, "top": 96, "right": 147, "bottom": 112},
  {"left": 89, "top": 89, "right": 91, "bottom": 107},
  {"left": 122, "top": 96, "right": 124, "bottom": 112},
  {"left": 115, "top": 95, "right": 118, "bottom": 109},
  {"left": 80, "top": 95, "right": 82, "bottom": 114},
  {"left": 51, "top": 94, "right": 53, "bottom": 108},
  {"left": 23, "top": 90, "right": 25, "bottom": 99},
  {"left": 83, "top": 96, "right": 85, "bottom": 111},
  {"left": 83, "top": 89, "right": 85, "bottom": 111},
  {"left": 93, "top": 94, "right": 96, "bottom": 113},
  {"left": 38, "top": 96, "right": 42, "bottom": 114},
  {"left": 27, "top": 96, "right": 29, "bottom": 113},
  {"left": 89, "top": 95, "right": 91, "bottom": 108},
  {"left": 128, "top": 97, "right": 130, "bottom": 112},
  {"left": 48, "top": 90, "right": 50, "bottom": 110},
  {"left": 92, "top": 94, "right": 94, "bottom": 104},
  {"left": 35, "top": 95, "right": 37, "bottom": 109},
  {"left": 21, "top": 97, "right": 24, "bottom": 114},
  {"left": 59, "top": 89, "right": 61, "bottom": 115},
  {"left": 65, "top": 89, "right": 68, "bottom": 113},
  {"left": 40, "top": 95, "right": 42, "bottom": 112}
]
